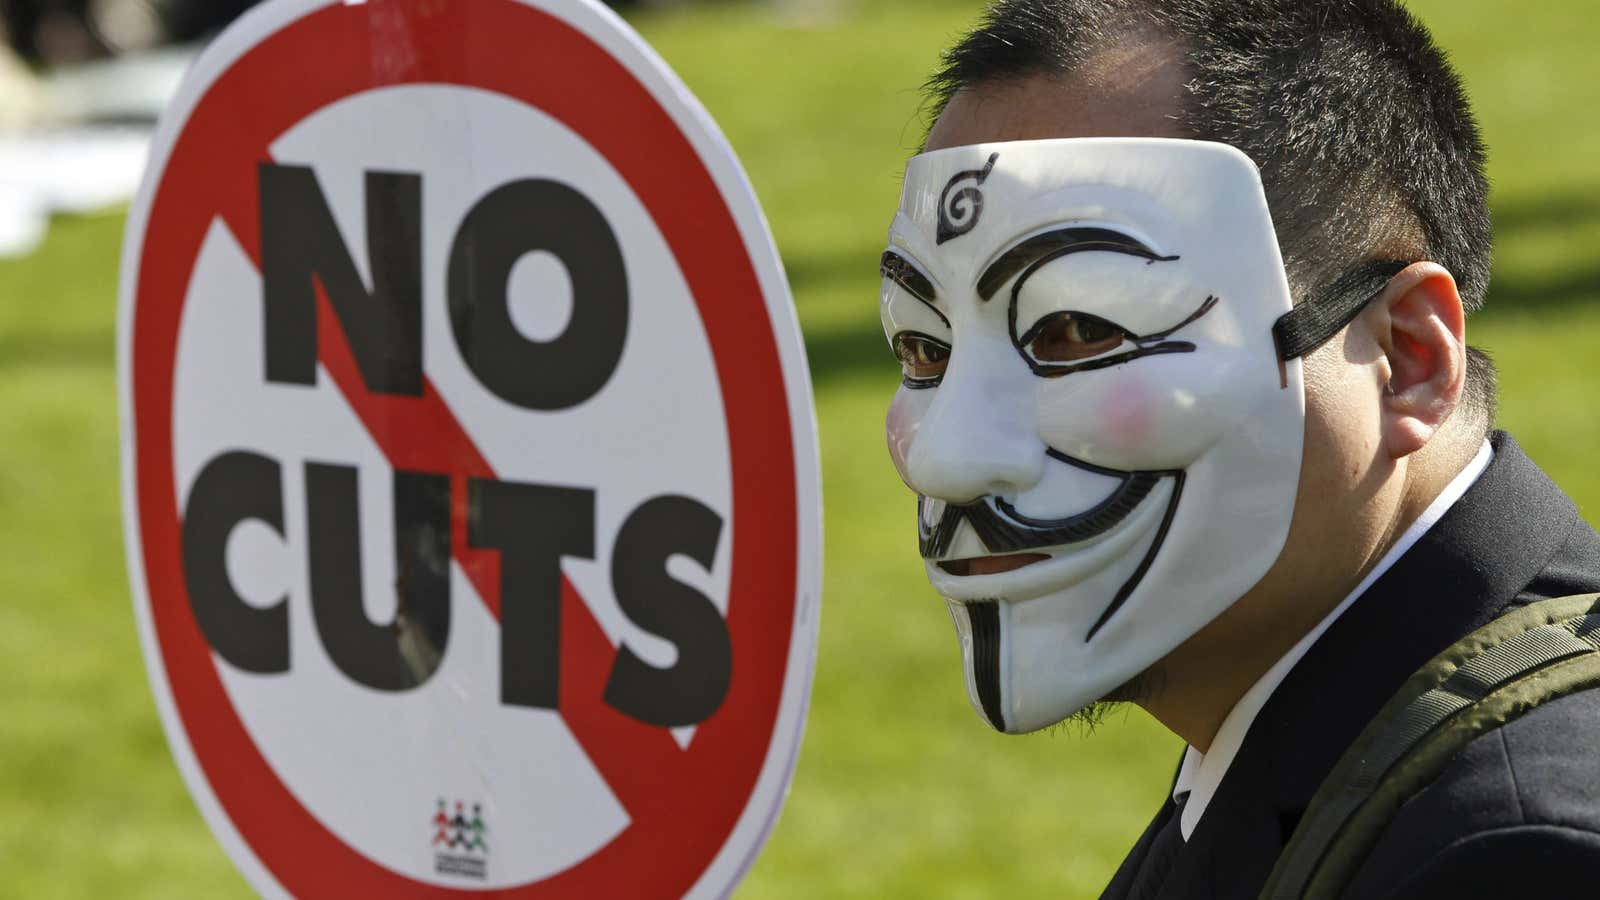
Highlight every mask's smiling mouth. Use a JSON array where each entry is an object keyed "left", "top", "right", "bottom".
[{"left": 938, "top": 553, "right": 1050, "bottom": 577}]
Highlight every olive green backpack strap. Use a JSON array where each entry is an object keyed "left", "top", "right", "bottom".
[{"left": 1259, "top": 593, "right": 1600, "bottom": 900}]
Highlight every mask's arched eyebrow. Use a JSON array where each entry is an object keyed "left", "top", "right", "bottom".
[
  {"left": 976, "top": 227, "right": 1179, "bottom": 301},
  {"left": 880, "top": 250, "right": 949, "bottom": 327}
]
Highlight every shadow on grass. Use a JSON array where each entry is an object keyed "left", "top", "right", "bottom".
[
  {"left": 784, "top": 249, "right": 872, "bottom": 292},
  {"left": 804, "top": 323, "right": 900, "bottom": 389},
  {"left": 1493, "top": 187, "right": 1600, "bottom": 233},
  {"left": 0, "top": 330, "right": 114, "bottom": 372},
  {"left": 784, "top": 242, "right": 899, "bottom": 388},
  {"left": 1484, "top": 189, "right": 1600, "bottom": 313},
  {"left": 1484, "top": 266, "right": 1600, "bottom": 310}
]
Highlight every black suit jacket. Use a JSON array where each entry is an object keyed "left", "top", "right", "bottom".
[{"left": 1102, "top": 432, "right": 1600, "bottom": 899}]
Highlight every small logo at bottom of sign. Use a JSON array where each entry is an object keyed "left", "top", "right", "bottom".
[{"left": 431, "top": 798, "right": 489, "bottom": 880}]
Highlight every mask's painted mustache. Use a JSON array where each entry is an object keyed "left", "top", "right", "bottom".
[
  {"left": 918, "top": 466, "right": 1159, "bottom": 559},
  {"left": 920, "top": 452, "right": 1187, "bottom": 642}
]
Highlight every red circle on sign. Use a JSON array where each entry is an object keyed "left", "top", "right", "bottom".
[{"left": 126, "top": 1, "right": 800, "bottom": 895}]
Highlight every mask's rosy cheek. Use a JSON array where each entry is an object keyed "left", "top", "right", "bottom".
[
  {"left": 1097, "top": 378, "right": 1157, "bottom": 453},
  {"left": 1037, "top": 374, "right": 1160, "bottom": 460},
  {"left": 885, "top": 390, "right": 921, "bottom": 487},
  {"left": 1038, "top": 359, "right": 1227, "bottom": 472}
]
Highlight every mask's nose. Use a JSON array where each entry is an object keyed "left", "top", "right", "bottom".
[{"left": 901, "top": 335, "right": 1043, "bottom": 504}]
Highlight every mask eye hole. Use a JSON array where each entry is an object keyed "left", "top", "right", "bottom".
[
  {"left": 1025, "top": 312, "right": 1129, "bottom": 363},
  {"left": 892, "top": 332, "right": 951, "bottom": 385}
]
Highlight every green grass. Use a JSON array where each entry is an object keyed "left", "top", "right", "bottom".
[{"left": 3, "top": 0, "right": 1598, "bottom": 896}]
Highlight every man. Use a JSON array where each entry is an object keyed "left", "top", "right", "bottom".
[{"left": 878, "top": 1, "right": 1600, "bottom": 897}]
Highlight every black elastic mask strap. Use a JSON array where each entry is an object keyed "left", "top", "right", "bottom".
[{"left": 1272, "top": 260, "right": 1411, "bottom": 361}]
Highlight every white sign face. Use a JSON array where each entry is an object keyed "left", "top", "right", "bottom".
[{"left": 117, "top": 1, "right": 821, "bottom": 896}]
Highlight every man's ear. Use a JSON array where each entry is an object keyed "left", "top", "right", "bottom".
[{"left": 1368, "top": 262, "right": 1467, "bottom": 459}]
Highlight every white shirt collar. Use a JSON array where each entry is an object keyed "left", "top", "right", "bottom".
[{"left": 1170, "top": 440, "right": 1494, "bottom": 840}]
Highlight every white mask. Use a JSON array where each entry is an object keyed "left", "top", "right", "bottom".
[{"left": 880, "top": 138, "right": 1307, "bottom": 734}]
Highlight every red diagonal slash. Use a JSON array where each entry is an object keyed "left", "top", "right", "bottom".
[{"left": 132, "top": 2, "right": 798, "bottom": 894}]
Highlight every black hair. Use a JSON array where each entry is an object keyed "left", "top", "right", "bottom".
[{"left": 925, "top": 0, "right": 1497, "bottom": 428}]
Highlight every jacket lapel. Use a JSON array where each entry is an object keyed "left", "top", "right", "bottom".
[{"left": 1100, "top": 798, "right": 1180, "bottom": 900}]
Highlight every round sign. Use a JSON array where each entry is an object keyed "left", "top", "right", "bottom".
[{"left": 117, "top": 0, "right": 821, "bottom": 896}]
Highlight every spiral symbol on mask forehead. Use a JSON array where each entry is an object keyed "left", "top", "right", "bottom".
[{"left": 936, "top": 152, "right": 1000, "bottom": 245}]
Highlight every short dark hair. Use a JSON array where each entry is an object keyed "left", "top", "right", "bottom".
[{"left": 925, "top": 0, "right": 1498, "bottom": 428}]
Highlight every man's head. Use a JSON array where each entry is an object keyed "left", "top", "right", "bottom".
[{"left": 883, "top": 0, "right": 1494, "bottom": 740}]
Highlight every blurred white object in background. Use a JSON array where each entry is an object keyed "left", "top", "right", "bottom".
[
  {"left": 0, "top": 125, "right": 153, "bottom": 256},
  {"left": 0, "top": 46, "right": 192, "bottom": 258}
]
